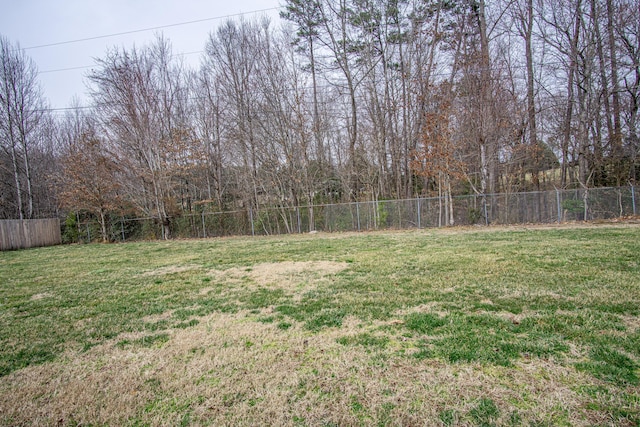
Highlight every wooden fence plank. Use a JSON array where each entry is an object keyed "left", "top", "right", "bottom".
[{"left": 0, "top": 219, "right": 61, "bottom": 251}]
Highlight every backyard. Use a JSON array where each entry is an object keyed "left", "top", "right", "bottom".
[{"left": 1, "top": 224, "right": 639, "bottom": 425}]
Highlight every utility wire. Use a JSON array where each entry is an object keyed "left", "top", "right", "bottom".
[
  {"left": 22, "top": 7, "right": 282, "bottom": 51},
  {"left": 37, "top": 65, "right": 571, "bottom": 113},
  {"left": 39, "top": 51, "right": 203, "bottom": 74},
  {"left": 39, "top": 65, "right": 93, "bottom": 74}
]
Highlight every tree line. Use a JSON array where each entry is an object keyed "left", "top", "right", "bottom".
[{"left": 1, "top": 0, "right": 638, "bottom": 239}]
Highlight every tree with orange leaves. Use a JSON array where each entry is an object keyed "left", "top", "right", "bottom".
[
  {"left": 57, "top": 129, "right": 122, "bottom": 242},
  {"left": 410, "top": 95, "right": 466, "bottom": 226}
]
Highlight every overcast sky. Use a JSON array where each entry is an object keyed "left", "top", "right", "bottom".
[{"left": 0, "top": 0, "right": 283, "bottom": 110}]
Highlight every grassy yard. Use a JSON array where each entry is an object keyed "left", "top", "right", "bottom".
[{"left": 1, "top": 224, "right": 639, "bottom": 426}]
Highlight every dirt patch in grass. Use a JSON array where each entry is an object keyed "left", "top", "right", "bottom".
[
  {"left": 492, "top": 310, "right": 531, "bottom": 325},
  {"left": 29, "top": 292, "right": 52, "bottom": 301},
  {"left": 621, "top": 315, "right": 640, "bottom": 332},
  {"left": 141, "top": 311, "right": 175, "bottom": 323},
  {"left": 141, "top": 265, "right": 200, "bottom": 277},
  {"left": 1, "top": 310, "right": 636, "bottom": 426},
  {"left": 208, "top": 261, "right": 349, "bottom": 294},
  {"left": 249, "top": 261, "right": 348, "bottom": 284},
  {"left": 397, "top": 302, "right": 450, "bottom": 319}
]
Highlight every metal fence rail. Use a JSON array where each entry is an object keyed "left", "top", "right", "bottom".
[{"left": 72, "top": 186, "right": 638, "bottom": 243}]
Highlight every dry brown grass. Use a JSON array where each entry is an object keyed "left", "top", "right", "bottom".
[
  {"left": 3, "top": 224, "right": 640, "bottom": 426},
  {"left": 142, "top": 265, "right": 201, "bottom": 277},
  {"left": 207, "top": 261, "right": 349, "bottom": 298},
  {"left": 1, "top": 307, "right": 632, "bottom": 426},
  {"left": 29, "top": 292, "right": 52, "bottom": 301}
]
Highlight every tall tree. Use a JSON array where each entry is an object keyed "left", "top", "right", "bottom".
[
  {"left": 281, "top": 0, "right": 328, "bottom": 167},
  {"left": 88, "top": 36, "right": 186, "bottom": 239},
  {"left": 204, "top": 19, "right": 263, "bottom": 212},
  {"left": 57, "top": 117, "right": 122, "bottom": 242},
  {"left": 539, "top": 0, "right": 585, "bottom": 186},
  {"left": 316, "top": 0, "right": 369, "bottom": 199},
  {"left": 605, "top": 0, "right": 623, "bottom": 184},
  {"left": 0, "top": 35, "right": 45, "bottom": 219},
  {"left": 616, "top": 0, "right": 640, "bottom": 180},
  {"left": 411, "top": 85, "right": 466, "bottom": 226},
  {"left": 190, "top": 68, "right": 227, "bottom": 208},
  {"left": 515, "top": 0, "right": 540, "bottom": 186}
]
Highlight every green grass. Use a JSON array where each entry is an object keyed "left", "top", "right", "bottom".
[
  {"left": 1, "top": 225, "right": 640, "bottom": 425},
  {"left": 469, "top": 398, "right": 500, "bottom": 426}
]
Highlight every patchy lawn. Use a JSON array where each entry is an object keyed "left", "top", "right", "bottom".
[{"left": 1, "top": 224, "right": 639, "bottom": 425}]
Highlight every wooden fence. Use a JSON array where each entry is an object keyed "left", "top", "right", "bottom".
[{"left": 0, "top": 219, "right": 61, "bottom": 251}]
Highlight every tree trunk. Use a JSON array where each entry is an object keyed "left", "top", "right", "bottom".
[
  {"left": 10, "top": 140, "right": 24, "bottom": 220},
  {"left": 606, "top": 0, "right": 623, "bottom": 184},
  {"left": 20, "top": 135, "right": 34, "bottom": 219},
  {"left": 561, "top": 0, "right": 583, "bottom": 187},
  {"left": 591, "top": 0, "right": 614, "bottom": 185},
  {"left": 523, "top": 0, "right": 540, "bottom": 189},
  {"left": 99, "top": 209, "right": 108, "bottom": 243}
]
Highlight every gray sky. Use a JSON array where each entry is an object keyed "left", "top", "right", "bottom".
[{"left": 0, "top": 0, "right": 283, "bottom": 110}]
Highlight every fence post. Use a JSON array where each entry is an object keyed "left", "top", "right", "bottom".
[
  {"left": 356, "top": 202, "right": 361, "bottom": 232},
  {"left": 632, "top": 184, "right": 637, "bottom": 216},
  {"left": 121, "top": 216, "right": 125, "bottom": 242},
  {"left": 555, "top": 188, "right": 562, "bottom": 223},
  {"left": 249, "top": 207, "right": 255, "bottom": 237},
  {"left": 417, "top": 198, "right": 421, "bottom": 229},
  {"left": 483, "top": 195, "right": 489, "bottom": 226},
  {"left": 297, "top": 207, "right": 301, "bottom": 234},
  {"left": 202, "top": 211, "right": 206, "bottom": 238},
  {"left": 76, "top": 212, "right": 81, "bottom": 244}
]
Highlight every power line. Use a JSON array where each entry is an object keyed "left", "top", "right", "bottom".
[
  {"left": 39, "top": 65, "right": 93, "bottom": 74},
  {"left": 22, "top": 7, "right": 282, "bottom": 51},
  {"left": 38, "top": 51, "right": 203, "bottom": 74}
]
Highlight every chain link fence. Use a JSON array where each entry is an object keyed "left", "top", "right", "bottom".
[{"left": 71, "top": 186, "right": 638, "bottom": 243}]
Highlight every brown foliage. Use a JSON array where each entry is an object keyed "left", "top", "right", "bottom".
[
  {"left": 57, "top": 133, "right": 122, "bottom": 241},
  {"left": 410, "top": 99, "right": 466, "bottom": 189}
]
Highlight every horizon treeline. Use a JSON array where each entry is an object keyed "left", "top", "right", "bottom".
[{"left": 1, "top": 0, "right": 639, "bottom": 239}]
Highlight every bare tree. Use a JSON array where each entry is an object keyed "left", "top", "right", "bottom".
[
  {"left": 616, "top": 0, "right": 640, "bottom": 180},
  {"left": 88, "top": 36, "right": 186, "bottom": 239},
  {"left": 605, "top": 0, "right": 623, "bottom": 183},
  {"left": 25, "top": 0, "right": 639, "bottom": 239},
  {"left": 281, "top": 0, "right": 328, "bottom": 168},
  {"left": 0, "top": 35, "right": 45, "bottom": 219},
  {"left": 204, "top": 19, "right": 264, "bottom": 213},
  {"left": 315, "top": 0, "right": 371, "bottom": 200},
  {"left": 190, "top": 69, "right": 227, "bottom": 208},
  {"left": 538, "top": 0, "right": 586, "bottom": 186}
]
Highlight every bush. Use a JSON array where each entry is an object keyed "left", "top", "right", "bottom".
[
  {"left": 62, "top": 212, "right": 79, "bottom": 244},
  {"left": 468, "top": 208, "right": 483, "bottom": 225},
  {"left": 562, "top": 198, "right": 584, "bottom": 213}
]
